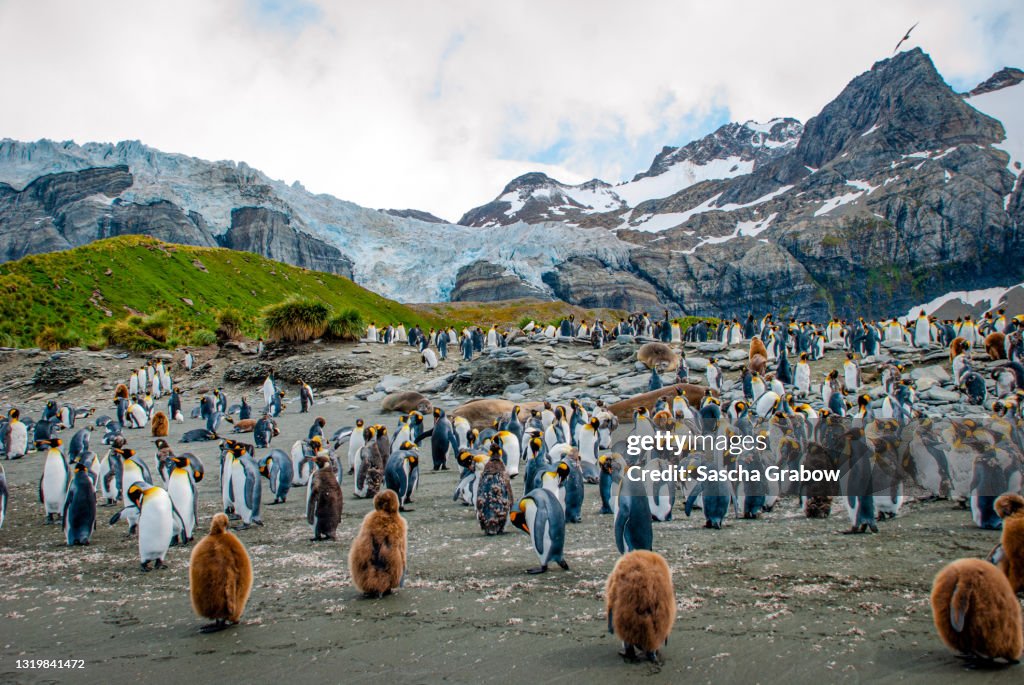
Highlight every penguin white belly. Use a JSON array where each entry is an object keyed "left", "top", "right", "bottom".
[
  {"left": 875, "top": 482, "right": 904, "bottom": 516},
  {"left": 499, "top": 435, "right": 521, "bottom": 477},
  {"left": 844, "top": 367, "right": 858, "bottom": 392},
  {"left": 231, "top": 460, "right": 253, "bottom": 523},
  {"left": 843, "top": 497, "right": 860, "bottom": 526},
  {"left": 221, "top": 459, "right": 235, "bottom": 510},
  {"left": 946, "top": 448, "right": 974, "bottom": 500},
  {"left": 98, "top": 456, "right": 118, "bottom": 500},
  {"left": 291, "top": 441, "right": 310, "bottom": 485},
  {"left": 348, "top": 436, "right": 365, "bottom": 472},
  {"left": 795, "top": 366, "right": 810, "bottom": 396},
  {"left": 909, "top": 439, "right": 942, "bottom": 496},
  {"left": 914, "top": 320, "right": 929, "bottom": 346},
  {"left": 263, "top": 379, "right": 275, "bottom": 408},
  {"left": 129, "top": 375, "right": 139, "bottom": 396},
  {"left": 167, "top": 473, "right": 195, "bottom": 539},
  {"left": 8, "top": 423, "right": 27, "bottom": 457},
  {"left": 42, "top": 455, "right": 67, "bottom": 514},
  {"left": 128, "top": 405, "right": 147, "bottom": 428},
  {"left": 138, "top": 493, "right": 173, "bottom": 562}
]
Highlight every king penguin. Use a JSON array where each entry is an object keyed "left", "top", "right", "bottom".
[
  {"left": 63, "top": 462, "right": 97, "bottom": 545},
  {"left": 510, "top": 487, "right": 569, "bottom": 574}
]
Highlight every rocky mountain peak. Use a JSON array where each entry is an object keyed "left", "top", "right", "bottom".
[
  {"left": 965, "top": 67, "right": 1024, "bottom": 97},
  {"left": 790, "top": 48, "right": 1003, "bottom": 172}
]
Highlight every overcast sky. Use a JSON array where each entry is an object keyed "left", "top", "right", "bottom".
[{"left": 1, "top": 0, "right": 1020, "bottom": 222}]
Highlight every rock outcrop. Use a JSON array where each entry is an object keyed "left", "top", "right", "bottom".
[
  {"left": 450, "top": 261, "right": 551, "bottom": 302},
  {"left": 220, "top": 207, "right": 353, "bottom": 277}
]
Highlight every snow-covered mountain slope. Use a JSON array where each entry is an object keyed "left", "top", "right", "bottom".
[
  {"left": 458, "top": 118, "right": 802, "bottom": 227},
  {"left": 0, "top": 139, "right": 633, "bottom": 303},
  {"left": 963, "top": 68, "right": 1024, "bottom": 177},
  {"left": 899, "top": 282, "right": 1024, "bottom": 322}
]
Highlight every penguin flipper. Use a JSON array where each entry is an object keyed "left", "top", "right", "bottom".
[
  {"left": 38, "top": 475, "right": 44, "bottom": 505},
  {"left": 306, "top": 480, "right": 319, "bottom": 525},
  {"left": 415, "top": 429, "right": 433, "bottom": 445},
  {"left": 949, "top": 581, "right": 968, "bottom": 633},
  {"left": 607, "top": 606, "right": 614, "bottom": 634}
]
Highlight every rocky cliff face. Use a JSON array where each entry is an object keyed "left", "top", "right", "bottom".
[
  {"left": 465, "top": 49, "right": 1024, "bottom": 319},
  {"left": 449, "top": 260, "right": 551, "bottom": 302},
  {"left": 0, "top": 165, "right": 216, "bottom": 262},
  {"left": 458, "top": 119, "right": 802, "bottom": 229},
  {"left": 220, "top": 207, "right": 353, "bottom": 277}
]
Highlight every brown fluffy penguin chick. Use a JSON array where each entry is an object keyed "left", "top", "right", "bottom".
[
  {"left": 308, "top": 457, "right": 343, "bottom": 541},
  {"left": 995, "top": 494, "right": 1024, "bottom": 593},
  {"left": 114, "top": 383, "right": 129, "bottom": 400},
  {"left": 228, "top": 418, "right": 257, "bottom": 433},
  {"left": 986, "top": 332, "right": 1007, "bottom": 361},
  {"left": 189, "top": 513, "right": 254, "bottom": 634},
  {"left": 605, "top": 550, "right": 676, "bottom": 665},
  {"left": 349, "top": 490, "right": 407, "bottom": 598},
  {"left": 150, "top": 411, "right": 169, "bottom": 437},
  {"left": 931, "top": 558, "right": 1023, "bottom": 664}
]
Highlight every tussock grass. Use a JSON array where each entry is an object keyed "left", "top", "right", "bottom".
[{"left": 262, "top": 298, "right": 330, "bottom": 342}]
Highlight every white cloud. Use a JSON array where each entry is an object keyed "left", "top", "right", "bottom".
[{"left": 0, "top": 0, "right": 1020, "bottom": 222}]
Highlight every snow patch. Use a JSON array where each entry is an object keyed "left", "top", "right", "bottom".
[
  {"left": 615, "top": 156, "right": 754, "bottom": 206},
  {"left": 860, "top": 124, "right": 880, "bottom": 137},
  {"left": 814, "top": 191, "right": 864, "bottom": 217},
  {"left": 899, "top": 283, "right": 1024, "bottom": 323},
  {"left": 966, "top": 81, "right": 1024, "bottom": 176}
]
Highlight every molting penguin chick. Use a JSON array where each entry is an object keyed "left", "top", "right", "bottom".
[
  {"left": 189, "top": 513, "right": 253, "bottom": 633},
  {"left": 476, "top": 443, "right": 513, "bottom": 535},
  {"left": 993, "top": 494, "right": 1024, "bottom": 594},
  {"left": 348, "top": 490, "right": 407, "bottom": 598},
  {"left": 931, "top": 557, "right": 1022, "bottom": 664},
  {"left": 150, "top": 411, "right": 169, "bottom": 437},
  {"left": 307, "top": 456, "right": 344, "bottom": 541},
  {"left": 605, "top": 550, "right": 676, "bottom": 665}
]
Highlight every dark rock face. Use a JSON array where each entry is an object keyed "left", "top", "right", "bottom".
[
  {"left": 964, "top": 67, "right": 1024, "bottom": 97},
  {"left": 0, "top": 166, "right": 214, "bottom": 262},
  {"left": 632, "top": 118, "right": 802, "bottom": 181},
  {"left": 450, "top": 261, "right": 551, "bottom": 302},
  {"left": 450, "top": 355, "right": 545, "bottom": 395},
  {"left": 220, "top": 207, "right": 353, "bottom": 278},
  {"left": 33, "top": 356, "right": 92, "bottom": 389},
  {"left": 223, "top": 356, "right": 373, "bottom": 388},
  {"left": 0, "top": 159, "right": 356, "bottom": 280},
  {"left": 542, "top": 257, "right": 664, "bottom": 312},
  {"left": 458, "top": 173, "right": 625, "bottom": 227},
  {"left": 383, "top": 208, "right": 448, "bottom": 223}
]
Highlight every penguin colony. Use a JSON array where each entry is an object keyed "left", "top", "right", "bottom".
[{"left": 2, "top": 310, "right": 1024, "bottom": 665}]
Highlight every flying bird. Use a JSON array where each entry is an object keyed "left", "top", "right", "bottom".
[{"left": 893, "top": 22, "right": 918, "bottom": 54}]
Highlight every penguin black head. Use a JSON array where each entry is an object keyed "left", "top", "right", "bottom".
[
  {"left": 154, "top": 439, "right": 169, "bottom": 449},
  {"left": 316, "top": 416, "right": 326, "bottom": 428},
  {"left": 126, "top": 482, "right": 149, "bottom": 506},
  {"left": 309, "top": 436, "right": 323, "bottom": 449},
  {"left": 555, "top": 461, "right": 570, "bottom": 483},
  {"left": 488, "top": 442, "right": 503, "bottom": 461},
  {"left": 171, "top": 455, "right": 189, "bottom": 469},
  {"left": 509, "top": 499, "right": 531, "bottom": 533},
  {"left": 8, "top": 408, "right": 18, "bottom": 419}
]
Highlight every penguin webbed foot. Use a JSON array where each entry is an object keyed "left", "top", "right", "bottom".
[
  {"left": 526, "top": 565, "right": 548, "bottom": 575},
  {"left": 199, "top": 619, "right": 231, "bottom": 634},
  {"left": 556, "top": 560, "right": 569, "bottom": 571},
  {"left": 140, "top": 561, "right": 152, "bottom": 572}
]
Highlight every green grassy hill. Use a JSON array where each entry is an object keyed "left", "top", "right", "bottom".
[{"left": 0, "top": 236, "right": 448, "bottom": 349}]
